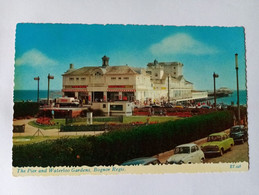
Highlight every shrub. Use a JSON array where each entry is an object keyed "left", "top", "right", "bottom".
[
  {"left": 87, "top": 108, "right": 105, "bottom": 116},
  {"left": 13, "top": 102, "right": 40, "bottom": 118}
]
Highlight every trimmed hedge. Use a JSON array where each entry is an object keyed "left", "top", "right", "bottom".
[
  {"left": 13, "top": 102, "right": 40, "bottom": 118},
  {"left": 94, "top": 116, "right": 123, "bottom": 123},
  {"left": 13, "top": 111, "right": 233, "bottom": 167},
  {"left": 61, "top": 124, "right": 106, "bottom": 132}
]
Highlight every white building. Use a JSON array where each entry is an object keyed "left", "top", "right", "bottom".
[
  {"left": 146, "top": 60, "right": 194, "bottom": 104},
  {"left": 62, "top": 56, "right": 207, "bottom": 106}
]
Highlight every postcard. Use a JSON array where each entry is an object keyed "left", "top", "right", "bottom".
[{"left": 12, "top": 24, "right": 248, "bottom": 176}]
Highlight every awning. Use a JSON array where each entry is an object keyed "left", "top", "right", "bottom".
[
  {"left": 107, "top": 89, "right": 136, "bottom": 92},
  {"left": 176, "top": 96, "right": 209, "bottom": 102},
  {"left": 62, "top": 89, "right": 88, "bottom": 92}
]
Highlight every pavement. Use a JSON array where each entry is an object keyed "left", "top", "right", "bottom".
[{"left": 13, "top": 118, "right": 104, "bottom": 137}]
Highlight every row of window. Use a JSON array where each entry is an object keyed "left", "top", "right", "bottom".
[
  {"left": 154, "top": 72, "right": 177, "bottom": 77},
  {"left": 69, "top": 77, "right": 86, "bottom": 81},
  {"left": 111, "top": 77, "right": 129, "bottom": 80},
  {"left": 69, "top": 77, "right": 130, "bottom": 81}
]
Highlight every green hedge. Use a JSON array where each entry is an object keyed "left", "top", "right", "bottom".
[
  {"left": 61, "top": 124, "right": 106, "bottom": 132},
  {"left": 13, "top": 111, "right": 233, "bottom": 167},
  {"left": 13, "top": 102, "right": 40, "bottom": 118},
  {"left": 94, "top": 116, "right": 123, "bottom": 123}
]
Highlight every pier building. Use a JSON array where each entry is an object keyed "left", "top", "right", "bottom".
[{"left": 62, "top": 56, "right": 207, "bottom": 106}]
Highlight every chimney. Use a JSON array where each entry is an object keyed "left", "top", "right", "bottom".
[
  {"left": 154, "top": 59, "right": 158, "bottom": 65},
  {"left": 70, "top": 63, "right": 74, "bottom": 69},
  {"left": 102, "top": 55, "right": 109, "bottom": 67}
]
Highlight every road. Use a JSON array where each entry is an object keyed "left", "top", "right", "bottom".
[
  {"left": 205, "top": 142, "right": 249, "bottom": 163},
  {"left": 155, "top": 129, "right": 249, "bottom": 164}
]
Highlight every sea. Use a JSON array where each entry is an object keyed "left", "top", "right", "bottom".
[
  {"left": 206, "top": 90, "right": 247, "bottom": 106},
  {"left": 13, "top": 90, "right": 248, "bottom": 106},
  {"left": 13, "top": 90, "right": 63, "bottom": 102}
]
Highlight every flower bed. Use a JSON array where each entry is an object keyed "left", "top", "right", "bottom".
[{"left": 36, "top": 117, "right": 55, "bottom": 126}]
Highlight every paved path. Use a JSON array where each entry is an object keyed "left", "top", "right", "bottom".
[{"left": 13, "top": 118, "right": 104, "bottom": 137}]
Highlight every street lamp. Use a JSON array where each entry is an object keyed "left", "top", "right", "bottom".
[
  {"left": 34, "top": 76, "right": 40, "bottom": 103},
  {"left": 47, "top": 74, "right": 54, "bottom": 105},
  {"left": 167, "top": 75, "right": 170, "bottom": 104},
  {"left": 213, "top": 72, "right": 219, "bottom": 108},
  {"left": 235, "top": 53, "right": 240, "bottom": 124}
]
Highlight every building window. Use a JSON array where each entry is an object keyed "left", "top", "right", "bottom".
[
  {"left": 69, "top": 78, "right": 74, "bottom": 81},
  {"left": 95, "top": 72, "right": 102, "bottom": 76},
  {"left": 110, "top": 105, "right": 123, "bottom": 111},
  {"left": 123, "top": 77, "right": 129, "bottom": 80},
  {"left": 118, "top": 77, "right": 121, "bottom": 80},
  {"left": 103, "top": 104, "right": 106, "bottom": 108},
  {"left": 81, "top": 78, "right": 86, "bottom": 80},
  {"left": 174, "top": 67, "right": 176, "bottom": 69},
  {"left": 155, "top": 73, "right": 158, "bottom": 77},
  {"left": 111, "top": 77, "right": 116, "bottom": 80},
  {"left": 76, "top": 78, "right": 79, "bottom": 80}
]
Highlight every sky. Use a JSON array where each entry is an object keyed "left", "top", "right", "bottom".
[{"left": 14, "top": 24, "right": 246, "bottom": 91}]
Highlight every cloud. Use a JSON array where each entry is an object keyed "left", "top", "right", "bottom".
[
  {"left": 149, "top": 33, "right": 219, "bottom": 56},
  {"left": 15, "top": 49, "right": 58, "bottom": 67}
]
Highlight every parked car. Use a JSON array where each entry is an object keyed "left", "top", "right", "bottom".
[
  {"left": 229, "top": 125, "right": 248, "bottom": 144},
  {"left": 201, "top": 132, "right": 234, "bottom": 156},
  {"left": 121, "top": 157, "right": 161, "bottom": 166},
  {"left": 173, "top": 105, "right": 184, "bottom": 109},
  {"left": 199, "top": 105, "right": 211, "bottom": 109},
  {"left": 166, "top": 143, "right": 205, "bottom": 164}
]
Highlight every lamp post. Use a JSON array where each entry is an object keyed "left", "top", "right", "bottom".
[
  {"left": 213, "top": 72, "right": 219, "bottom": 108},
  {"left": 34, "top": 76, "right": 40, "bottom": 103},
  {"left": 168, "top": 75, "right": 170, "bottom": 104},
  {"left": 47, "top": 74, "right": 54, "bottom": 105},
  {"left": 235, "top": 53, "right": 240, "bottom": 124}
]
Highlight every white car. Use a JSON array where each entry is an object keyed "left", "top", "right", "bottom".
[{"left": 166, "top": 143, "right": 205, "bottom": 164}]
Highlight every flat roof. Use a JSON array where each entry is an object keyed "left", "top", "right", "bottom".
[{"left": 39, "top": 107, "right": 88, "bottom": 111}]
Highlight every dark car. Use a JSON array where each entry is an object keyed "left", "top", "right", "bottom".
[
  {"left": 121, "top": 157, "right": 161, "bottom": 166},
  {"left": 229, "top": 125, "right": 248, "bottom": 144}
]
